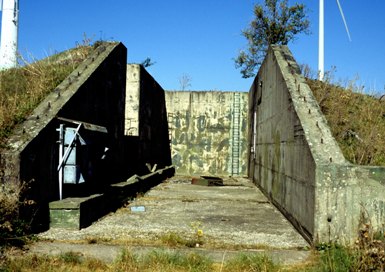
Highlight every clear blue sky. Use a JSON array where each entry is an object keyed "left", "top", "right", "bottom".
[{"left": 5, "top": 0, "right": 385, "bottom": 93}]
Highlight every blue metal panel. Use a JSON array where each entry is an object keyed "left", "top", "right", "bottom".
[
  {"left": 64, "top": 165, "right": 78, "bottom": 184},
  {"left": 63, "top": 127, "right": 84, "bottom": 184},
  {"left": 64, "top": 128, "right": 76, "bottom": 165}
]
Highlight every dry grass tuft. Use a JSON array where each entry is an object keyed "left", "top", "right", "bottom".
[
  {"left": 0, "top": 182, "right": 22, "bottom": 234},
  {"left": 0, "top": 181, "right": 37, "bottom": 246},
  {"left": 354, "top": 219, "right": 385, "bottom": 271}
]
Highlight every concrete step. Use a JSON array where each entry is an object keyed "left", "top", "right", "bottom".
[{"left": 48, "top": 165, "right": 175, "bottom": 230}]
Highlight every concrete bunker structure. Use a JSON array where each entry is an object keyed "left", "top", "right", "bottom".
[
  {"left": 0, "top": 43, "right": 174, "bottom": 230},
  {"left": 248, "top": 45, "right": 385, "bottom": 244},
  {"left": 1, "top": 41, "right": 384, "bottom": 244}
]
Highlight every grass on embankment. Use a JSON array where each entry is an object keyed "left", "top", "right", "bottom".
[
  {"left": 0, "top": 44, "right": 93, "bottom": 148},
  {"left": 308, "top": 79, "right": 385, "bottom": 166}
]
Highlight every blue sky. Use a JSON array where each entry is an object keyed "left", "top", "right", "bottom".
[{"left": 5, "top": 0, "right": 385, "bottom": 93}]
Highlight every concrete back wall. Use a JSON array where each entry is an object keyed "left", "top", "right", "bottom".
[
  {"left": 249, "top": 45, "right": 385, "bottom": 244},
  {"left": 165, "top": 91, "right": 248, "bottom": 176}
]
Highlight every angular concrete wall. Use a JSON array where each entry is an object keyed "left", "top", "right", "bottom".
[
  {"left": 165, "top": 91, "right": 248, "bottom": 176},
  {"left": 249, "top": 45, "right": 385, "bottom": 244},
  {"left": 0, "top": 43, "right": 127, "bottom": 229},
  {"left": 124, "top": 64, "right": 172, "bottom": 174}
]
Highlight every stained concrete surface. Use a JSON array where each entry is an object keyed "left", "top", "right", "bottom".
[
  {"left": 165, "top": 91, "right": 248, "bottom": 176},
  {"left": 31, "top": 176, "right": 309, "bottom": 264}
]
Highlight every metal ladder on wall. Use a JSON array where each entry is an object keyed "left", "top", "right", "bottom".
[
  {"left": 167, "top": 112, "right": 174, "bottom": 148},
  {"left": 231, "top": 93, "right": 241, "bottom": 176}
]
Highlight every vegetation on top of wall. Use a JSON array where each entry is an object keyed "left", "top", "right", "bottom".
[
  {"left": 307, "top": 78, "right": 385, "bottom": 166},
  {"left": 0, "top": 43, "right": 95, "bottom": 148}
]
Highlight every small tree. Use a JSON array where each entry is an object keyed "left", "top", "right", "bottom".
[
  {"left": 235, "top": 0, "right": 310, "bottom": 78},
  {"left": 179, "top": 74, "right": 192, "bottom": 91}
]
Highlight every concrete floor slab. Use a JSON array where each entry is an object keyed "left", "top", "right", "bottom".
[
  {"left": 38, "top": 176, "right": 308, "bottom": 250},
  {"left": 32, "top": 176, "right": 310, "bottom": 266}
]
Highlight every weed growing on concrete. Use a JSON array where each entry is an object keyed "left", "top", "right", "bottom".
[
  {"left": 190, "top": 221, "right": 204, "bottom": 247},
  {"left": 159, "top": 222, "right": 205, "bottom": 249},
  {"left": 160, "top": 232, "right": 191, "bottom": 247}
]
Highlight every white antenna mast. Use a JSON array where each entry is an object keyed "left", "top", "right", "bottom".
[
  {"left": 318, "top": 0, "right": 324, "bottom": 81},
  {"left": 318, "top": 0, "right": 351, "bottom": 81},
  {"left": 0, "top": 0, "right": 19, "bottom": 69}
]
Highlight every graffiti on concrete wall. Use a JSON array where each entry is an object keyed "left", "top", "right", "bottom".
[{"left": 165, "top": 91, "right": 248, "bottom": 176}]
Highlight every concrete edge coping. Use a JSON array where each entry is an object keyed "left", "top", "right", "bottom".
[
  {"left": 4, "top": 42, "right": 121, "bottom": 153},
  {"left": 49, "top": 194, "right": 103, "bottom": 210},
  {"left": 111, "top": 174, "right": 141, "bottom": 187},
  {"left": 110, "top": 165, "right": 176, "bottom": 188},
  {"left": 50, "top": 165, "right": 176, "bottom": 209}
]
